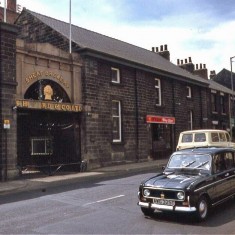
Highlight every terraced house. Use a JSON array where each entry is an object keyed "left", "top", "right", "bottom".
[{"left": 0, "top": 2, "right": 234, "bottom": 179}]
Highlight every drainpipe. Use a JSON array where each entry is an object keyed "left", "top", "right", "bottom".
[
  {"left": 172, "top": 80, "right": 176, "bottom": 150},
  {"left": 134, "top": 70, "right": 139, "bottom": 162}
]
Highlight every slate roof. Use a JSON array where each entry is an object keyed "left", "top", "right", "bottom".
[
  {"left": 209, "top": 79, "right": 234, "bottom": 95},
  {"left": 23, "top": 9, "right": 210, "bottom": 86}
]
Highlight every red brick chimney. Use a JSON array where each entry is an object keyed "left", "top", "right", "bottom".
[
  {"left": 0, "top": 0, "right": 19, "bottom": 24},
  {"left": 7, "top": 0, "right": 17, "bottom": 12},
  {"left": 152, "top": 44, "right": 170, "bottom": 61}
]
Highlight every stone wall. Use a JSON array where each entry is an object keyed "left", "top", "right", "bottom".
[{"left": 0, "top": 22, "right": 18, "bottom": 180}]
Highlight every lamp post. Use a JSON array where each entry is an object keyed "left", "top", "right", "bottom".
[{"left": 230, "top": 56, "right": 235, "bottom": 140}]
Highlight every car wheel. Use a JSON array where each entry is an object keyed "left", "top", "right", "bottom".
[
  {"left": 196, "top": 196, "right": 209, "bottom": 221},
  {"left": 141, "top": 207, "right": 155, "bottom": 217}
]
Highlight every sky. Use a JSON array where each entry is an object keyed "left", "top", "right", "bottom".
[{"left": 8, "top": 0, "right": 235, "bottom": 75}]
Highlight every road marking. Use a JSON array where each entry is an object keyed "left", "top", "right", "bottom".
[{"left": 84, "top": 195, "right": 125, "bottom": 206}]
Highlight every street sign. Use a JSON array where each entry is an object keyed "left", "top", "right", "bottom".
[{"left": 3, "top": 119, "right": 10, "bottom": 129}]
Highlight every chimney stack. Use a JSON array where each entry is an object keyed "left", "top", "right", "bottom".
[
  {"left": 177, "top": 57, "right": 195, "bottom": 73},
  {"left": 209, "top": 70, "right": 216, "bottom": 80},
  {"left": 151, "top": 44, "right": 170, "bottom": 61},
  {"left": 193, "top": 63, "right": 208, "bottom": 79}
]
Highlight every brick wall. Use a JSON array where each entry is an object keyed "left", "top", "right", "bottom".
[{"left": 0, "top": 22, "right": 18, "bottom": 180}]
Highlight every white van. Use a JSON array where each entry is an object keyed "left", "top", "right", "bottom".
[{"left": 176, "top": 129, "right": 235, "bottom": 150}]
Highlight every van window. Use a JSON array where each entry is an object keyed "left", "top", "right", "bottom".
[
  {"left": 211, "top": 133, "right": 219, "bottom": 142},
  {"left": 226, "top": 133, "right": 230, "bottom": 141},
  {"left": 182, "top": 134, "right": 192, "bottom": 143},
  {"left": 194, "top": 133, "right": 206, "bottom": 142},
  {"left": 219, "top": 133, "right": 226, "bottom": 142}
]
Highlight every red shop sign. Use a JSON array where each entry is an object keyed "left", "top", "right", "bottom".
[{"left": 146, "top": 115, "right": 175, "bottom": 124}]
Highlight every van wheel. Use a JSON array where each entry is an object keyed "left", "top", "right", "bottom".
[
  {"left": 141, "top": 207, "right": 155, "bottom": 217},
  {"left": 195, "top": 196, "right": 209, "bottom": 221}
]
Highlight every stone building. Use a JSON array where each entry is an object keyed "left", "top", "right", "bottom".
[{"left": 0, "top": 4, "right": 233, "bottom": 179}]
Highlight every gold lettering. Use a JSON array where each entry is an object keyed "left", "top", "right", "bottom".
[
  {"left": 41, "top": 103, "right": 47, "bottom": 109},
  {"left": 16, "top": 100, "right": 22, "bottom": 107},
  {"left": 22, "top": 101, "right": 29, "bottom": 107}
]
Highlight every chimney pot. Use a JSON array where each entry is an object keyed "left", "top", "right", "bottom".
[
  {"left": 185, "top": 59, "right": 187, "bottom": 64},
  {"left": 203, "top": 64, "right": 206, "bottom": 69},
  {"left": 164, "top": 44, "right": 167, "bottom": 51},
  {"left": 177, "top": 59, "right": 180, "bottom": 65},
  {"left": 181, "top": 60, "right": 184, "bottom": 64},
  {"left": 152, "top": 47, "right": 155, "bottom": 52},
  {"left": 160, "top": 45, "right": 164, "bottom": 51},
  {"left": 156, "top": 47, "right": 159, "bottom": 52},
  {"left": 189, "top": 57, "right": 192, "bottom": 63}
]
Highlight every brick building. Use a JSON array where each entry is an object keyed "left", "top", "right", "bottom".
[{"left": 0, "top": 4, "right": 233, "bottom": 179}]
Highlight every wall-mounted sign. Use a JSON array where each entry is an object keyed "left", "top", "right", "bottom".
[
  {"left": 3, "top": 119, "right": 10, "bottom": 129},
  {"left": 16, "top": 99, "right": 82, "bottom": 112},
  {"left": 146, "top": 115, "right": 175, "bottom": 124}
]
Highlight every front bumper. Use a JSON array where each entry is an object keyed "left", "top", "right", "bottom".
[{"left": 138, "top": 201, "right": 196, "bottom": 212}]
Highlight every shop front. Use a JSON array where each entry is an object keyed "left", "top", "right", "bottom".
[
  {"left": 16, "top": 80, "right": 83, "bottom": 175},
  {"left": 16, "top": 100, "right": 81, "bottom": 175},
  {"left": 146, "top": 115, "right": 175, "bottom": 159}
]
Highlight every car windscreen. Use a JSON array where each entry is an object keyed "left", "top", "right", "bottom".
[{"left": 167, "top": 153, "right": 212, "bottom": 170}]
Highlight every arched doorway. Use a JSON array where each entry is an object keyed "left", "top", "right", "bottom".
[{"left": 17, "top": 80, "right": 82, "bottom": 175}]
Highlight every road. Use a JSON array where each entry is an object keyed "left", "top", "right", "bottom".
[{"left": 0, "top": 172, "right": 235, "bottom": 234}]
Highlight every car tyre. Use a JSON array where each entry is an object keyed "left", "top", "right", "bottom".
[
  {"left": 141, "top": 207, "right": 155, "bottom": 217},
  {"left": 195, "top": 196, "right": 209, "bottom": 221}
]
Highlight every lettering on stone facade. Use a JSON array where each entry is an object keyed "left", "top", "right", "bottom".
[
  {"left": 16, "top": 99, "right": 82, "bottom": 112},
  {"left": 25, "top": 71, "right": 69, "bottom": 88}
]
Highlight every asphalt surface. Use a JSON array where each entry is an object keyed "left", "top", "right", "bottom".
[{"left": 0, "top": 159, "right": 167, "bottom": 195}]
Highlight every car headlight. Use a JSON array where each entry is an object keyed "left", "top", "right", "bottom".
[
  {"left": 143, "top": 189, "right": 150, "bottom": 197},
  {"left": 177, "top": 191, "right": 185, "bottom": 200}
]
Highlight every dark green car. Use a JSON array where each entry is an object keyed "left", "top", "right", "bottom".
[{"left": 138, "top": 147, "right": 235, "bottom": 221}]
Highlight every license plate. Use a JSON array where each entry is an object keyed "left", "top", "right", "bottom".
[{"left": 153, "top": 199, "right": 175, "bottom": 206}]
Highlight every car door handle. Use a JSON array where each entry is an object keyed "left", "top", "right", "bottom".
[{"left": 225, "top": 173, "right": 229, "bottom": 177}]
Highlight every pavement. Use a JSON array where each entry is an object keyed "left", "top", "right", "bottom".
[{"left": 0, "top": 159, "right": 168, "bottom": 195}]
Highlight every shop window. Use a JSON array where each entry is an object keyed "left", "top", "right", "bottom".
[
  {"left": 155, "top": 78, "right": 161, "bottom": 106},
  {"left": 31, "top": 137, "right": 53, "bottom": 155},
  {"left": 112, "top": 100, "right": 122, "bottom": 142},
  {"left": 111, "top": 67, "right": 120, "bottom": 83}
]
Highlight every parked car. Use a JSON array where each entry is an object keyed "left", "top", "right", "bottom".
[
  {"left": 137, "top": 147, "right": 235, "bottom": 221},
  {"left": 176, "top": 129, "right": 235, "bottom": 150}
]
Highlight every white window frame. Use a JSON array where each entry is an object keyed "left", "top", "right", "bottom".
[
  {"left": 188, "top": 110, "right": 193, "bottom": 130},
  {"left": 186, "top": 86, "right": 192, "bottom": 98},
  {"left": 155, "top": 78, "right": 161, "bottom": 106},
  {"left": 112, "top": 100, "right": 122, "bottom": 142},
  {"left": 111, "top": 67, "right": 120, "bottom": 83},
  {"left": 220, "top": 93, "right": 226, "bottom": 114}
]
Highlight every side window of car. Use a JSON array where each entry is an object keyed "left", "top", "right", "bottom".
[
  {"left": 214, "top": 154, "right": 227, "bottom": 173},
  {"left": 224, "top": 152, "right": 235, "bottom": 169},
  {"left": 225, "top": 133, "right": 230, "bottom": 142},
  {"left": 211, "top": 133, "right": 219, "bottom": 142},
  {"left": 219, "top": 133, "right": 226, "bottom": 142},
  {"left": 194, "top": 133, "right": 206, "bottom": 142},
  {"left": 182, "top": 134, "right": 192, "bottom": 143}
]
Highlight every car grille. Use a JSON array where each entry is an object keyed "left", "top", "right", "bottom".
[{"left": 144, "top": 188, "right": 184, "bottom": 201}]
